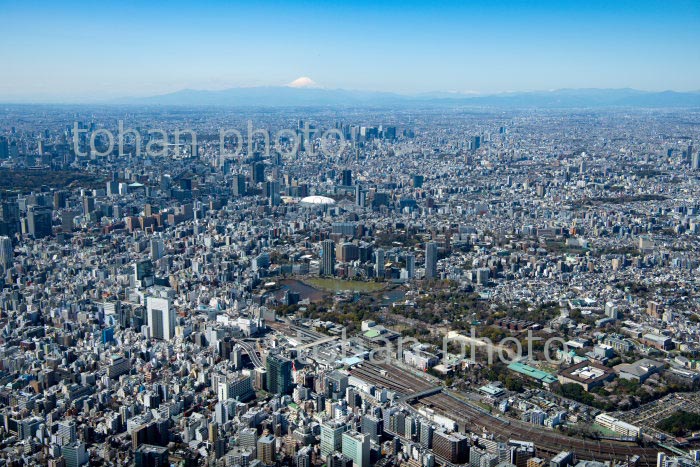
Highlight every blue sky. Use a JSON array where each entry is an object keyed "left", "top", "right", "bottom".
[{"left": 0, "top": 0, "right": 698, "bottom": 101}]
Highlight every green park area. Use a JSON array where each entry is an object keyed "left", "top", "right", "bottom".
[
  {"left": 304, "top": 278, "right": 387, "bottom": 293},
  {"left": 656, "top": 410, "right": 700, "bottom": 436}
]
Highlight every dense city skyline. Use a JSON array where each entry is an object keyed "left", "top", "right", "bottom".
[{"left": 2, "top": 103, "right": 700, "bottom": 467}]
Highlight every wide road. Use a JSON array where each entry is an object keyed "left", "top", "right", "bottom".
[{"left": 237, "top": 339, "right": 264, "bottom": 369}]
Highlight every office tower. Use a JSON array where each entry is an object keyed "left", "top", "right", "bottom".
[
  {"left": 231, "top": 345, "right": 243, "bottom": 368},
  {"left": 406, "top": 254, "right": 415, "bottom": 279},
  {"left": 296, "top": 446, "right": 312, "bottom": 467},
  {"left": 341, "top": 430, "right": 370, "bottom": 467},
  {"left": 326, "top": 370, "right": 349, "bottom": 398},
  {"left": 134, "top": 444, "right": 169, "bottom": 467},
  {"left": 0, "top": 201, "right": 20, "bottom": 236},
  {"left": 0, "top": 236, "right": 12, "bottom": 271},
  {"left": 178, "top": 178, "right": 192, "bottom": 191},
  {"left": 321, "top": 239, "right": 336, "bottom": 276},
  {"left": 257, "top": 434, "right": 275, "bottom": 465},
  {"left": 476, "top": 267, "right": 490, "bottom": 285},
  {"left": 107, "top": 180, "right": 119, "bottom": 196},
  {"left": 321, "top": 421, "right": 348, "bottom": 458},
  {"left": 332, "top": 222, "right": 357, "bottom": 237},
  {"left": 391, "top": 411, "right": 406, "bottom": 436},
  {"left": 425, "top": 242, "right": 438, "bottom": 279},
  {"left": 337, "top": 242, "right": 359, "bottom": 262},
  {"left": 375, "top": 248, "right": 385, "bottom": 278},
  {"left": 134, "top": 259, "right": 154, "bottom": 287},
  {"left": 470, "top": 446, "right": 498, "bottom": 467},
  {"left": 216, "top": 374, "right": 254, "bottom": 401},
  {"left": 692, "top": 150, "right": 700, "bottom": 170},
  {"left": 233, "top": 174, "right": 247, "bottom": 196},
  {"left": 53, "top": 191, "right": 67, "bottom": 209},
  {"left": 146, "top": 291, "right": 176, "bottom": 340},
  {"left": 107, "top": 355, "right": 129, "bottom": 378},
  {"left": 346, "top": 387, "right": 361, "bottom": 410},
  {"left": 27, "top": 205, "right": 53, "bottom": 239},
  {"left": 433, "top": 430, "right": 469, "bottom": 464},
  {"left": 404, "top": 416, "right": 416, "bottom": 440},
  {"left": 209, "top": 422, "right": 218, "bottom": 444},
  {"left": 82, "top": 196, "right": 95, "bottom": 215},
  {"left": 0, "top": 137, "right": 8, "bottom": 158},
  {"left": 510, "top": 441, "right": 535, "bottom": 467},
  {"left": 253, "top": 367, "right": 267, "bottom": 391},
  {"left": 341, "top": 169, "right": 353, "bottom": 186},
  {"left": 239, "top": 427, "right": 258, "bottom": 450},
  {"left": 355, "top": 185, "right": 365, "bottom": 207},
  {"left": 62, "top": 441, "right": 88, "bottom": 467},
  {"left": 214, "top": 401, "right": 228, "bottom": 425},
  {"left": 361, "top": 415, "right": 382, "bottom": 443},
  {"left": 267, "top": 180, "right": 280, "bottom": 206},
  {"left": 550, "top": 451, "right": 574, "bottom": 467},
  {"left": 471, "top": 135, "right": 481, "bottom": 151},
  {"left": 266, "top": 352, "right": 292, "bottom": 395},
  {"left": 601, "top": 300, "right": 618, "bottom": 320},
  {"left": 57, "top": 420, "right": 77, "bottom": 446},
  {"left": 251, "top": 162, "right": 266, "bottom": 184},
  {"left": 412, "top": 175, "right": 424, "bottom": 188},
  {"left": 373, "top": 192, "right": 390, "bottom": 207},
  {"left": 419, "top": 421, "right": 433, "bottom": 448},
  {"left": 61, "top": 211, "right": 76, "bottom": 233},
  {"left": 150, "top": 237, "right": 164, "bottom": 260}
]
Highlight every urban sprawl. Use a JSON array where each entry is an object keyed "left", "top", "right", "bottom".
[{"left": 0, "top": 106, "right": 699, "bottom": 467}]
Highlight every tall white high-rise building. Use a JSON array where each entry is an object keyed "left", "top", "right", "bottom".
[
  {"left": 57, "top": 420, "right": 76, "bottom": 446},
  {"left": 425, "top": 242, "right": 438, "bottom": 279},
  {"left": 0, "top": 236, "right": 12, "bottom": 271},
  {"left": 321, "top": 239, "right": 336, "bottom": 276},
  {"left": 342, "top": 430, "right": 370, "bottom": 467},
  {"left": 146, "top": 288, "right": 176, "bottom": 340},
  {"left": 320, "top": 421, "right": 347, "bottom": 459},
  {"left": 375, "top": 248, "right": 385, "bottom": 278},
  {"left": 215, "top": 373, "right": 254, "bottom": 401},
  {"left": 406, "top": 254, "right": 415, "bottom": 279},
  {"left": 62, "top": 441, "right": 88, "bottom": 467},
  {"left": 150, "top": 237, "right": 164, "bottom": 260}
]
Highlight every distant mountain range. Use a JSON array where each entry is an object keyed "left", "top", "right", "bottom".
[{"left": 119, "top": 87, "right": 700, "bottom": 108}]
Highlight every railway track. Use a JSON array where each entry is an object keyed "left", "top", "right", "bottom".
[
  {"left": 348, "top": 362, "right": 662, "bottom": 466},
  {"left": 416, "top": 391, "right": 659, "bottom": 467},
  {"left": 349, "top": 362, "right": 434, "bottom": 395},
  {"left": 267, "top": 320, "right": 326, "bottom": 343}
]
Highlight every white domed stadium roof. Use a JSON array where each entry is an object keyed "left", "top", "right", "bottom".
[{"left": 300, "top": 195, "right": 336, "bottom": 205}]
